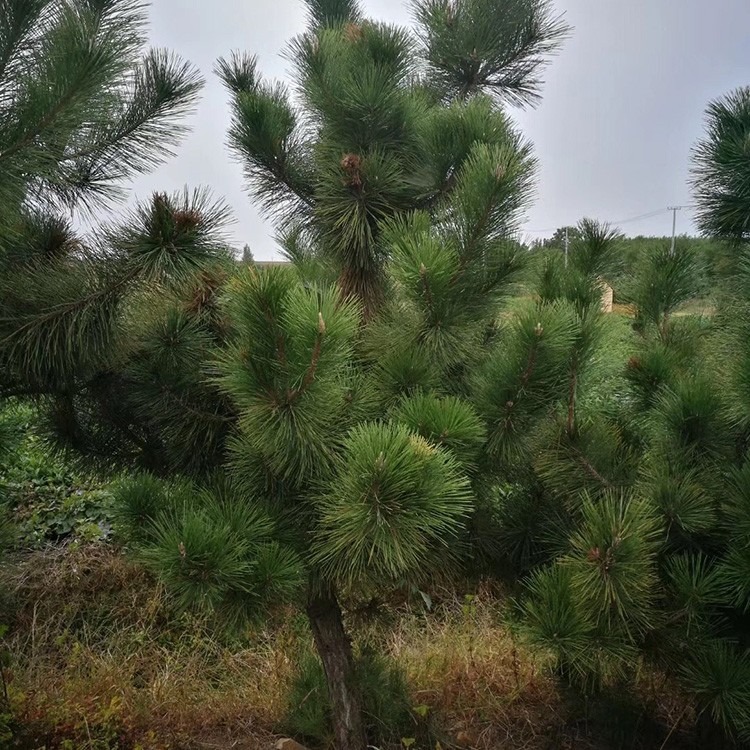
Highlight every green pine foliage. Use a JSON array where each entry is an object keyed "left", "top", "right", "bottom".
[
  {"left": 111, "top": 472, "right": 194, "bottom": 542},
  {"left": 114, "top": 473, "right": 303, "bottom": 625},
  {"left": 6, "top": 0, "right": 750, "bottom": 747},
  {"left": 313, "top": 423, "right": 473, "bottom": 588},
  {"left": 390, "top": 391, "right": 486, "bottom": 468},
  {"left": 692, "top": 87, "right": 750, "bottom": 243},
  {"left": 413, "top": 0, "right": 569, "bottom": 104},
  {"left": 663, "top": 553, "right": 724, "bottom": 636},
  {"left": 679, "top": 641, "right": 750, "bottom": 741},
  {"left": 564, "top": 493, "right": 660, "bottom": 635},
  {"left": 0, "top": 0, "right": 202, "bottom": 216},
  {"left": 515, "top": 86, "right": 750, "bottom": 743}
]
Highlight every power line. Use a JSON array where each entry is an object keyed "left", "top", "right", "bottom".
[
  {"left": 614, "top": 208, "right": 669, "bottom": 225},
  {"left": 523, "top": 205, "right": 690, "bottom": 235},
  {"left": 522, "top": 227, "right": 562, "bottom": 234}
]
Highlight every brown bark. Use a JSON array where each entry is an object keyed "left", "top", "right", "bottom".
[
  {"left": 306, "top": 586, "right": 367, "bottom": 750},
  {"left": 337, "top": 264, "right": 384, "bottom": 322}
]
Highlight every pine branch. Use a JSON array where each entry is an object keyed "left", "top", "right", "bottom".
[
  {"left": 1, "top": 2, "right": 132, "bottom": 162},
  {"left": 1, "top": 266, "right": 135, "bottom": 341},
  {"left": 413, "top": 0, "right": 569, "bottom": 106},
  {"left": 217, "top": 54, "right": 315, "bottom": 218},
  {"left": 60, "top": 50, "right": 203, "bottom": 164},
  {"left": 291, "top": 312, "right": 326, "bottom": 399},
  {"left": 462, "top": 188, "right": 496, "bottom": 259},
  {"left": 503, "top": 329, "right": 540, "bottom": 428},
  {"left": 419, "top": 263, "right": 435, "bottom": 315},
  {"left": 261, "top": 298, "right": 288, "bottom": 367},
  {"left": 569, "top": 444, "right": 614, "bottom": 490},
  {"left": 566, "top": 351, "right": 577, "bottom": 437},
  {"left": 1, "top": 82, "right": 82, "bottom": 161},
  {"left": 0, "top": 0, "right": 54, "bottom": 84},
  {"left": 517, "top": 325, "right": 543, "bottom": 388}
]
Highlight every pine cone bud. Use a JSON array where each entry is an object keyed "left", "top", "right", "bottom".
[
  {"left": 173, "top": 208, "right": 201, "bottom": 232},
  {"left": 344, "top": 22, "right": 364, "bottom": 42},
  {"left": 318, "top": 311, "right": 326, "bottom": 334},
  {"left": 341, "top": 153, "right": 362, "bottom": 171},
  {"left": 534, "top": 322, "right": 544, "bottom": 337},
  {"left": 341, "top": 153, "right": 363, "bottom": 189}
]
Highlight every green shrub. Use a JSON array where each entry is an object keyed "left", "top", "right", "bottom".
[
  {"left": 109, "top": 472, "right": 191, "bottom": 543},
  {"left": 0, "top": 403, "right": 114, "bottom": 548},
  {"left": 285, "top": 649, "right": 414, "bottom": 748}
]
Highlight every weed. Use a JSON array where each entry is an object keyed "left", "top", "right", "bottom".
[{"left": 0, "top": 403, "right": 115, "bottom": 550}]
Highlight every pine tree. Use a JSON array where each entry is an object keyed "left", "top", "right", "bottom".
[
  {"left": 0, "top": 0, "right": 205, "bottom": 404},
  {"left": 519, "top": 90, "right": 750, "bottom": 744},
  {"left": 241, "top": 243, "right": 254, "bottom": 264},
  {"left": 691, "top": 87, "right": 750, "bottom": 243},
  {"left": 1, "top": 0, "right": 571, "bottom": 747}
]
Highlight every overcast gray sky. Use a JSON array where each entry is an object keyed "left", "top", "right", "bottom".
[{"left": 129, "top": 0, "right": 750, "bottom": 259}]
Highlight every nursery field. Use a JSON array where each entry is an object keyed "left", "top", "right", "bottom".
[{"left": 3, "top": 0, "right": 750, "bottom": 748}]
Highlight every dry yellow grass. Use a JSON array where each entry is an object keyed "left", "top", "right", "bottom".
[
  {"left": 1, "top": 546, "right": 696, "bottom": 750},
  {"left": 3, "top": 546, "right": 297, "bottom": 748},
  {"left": 386, "top": 589, "right": 567, "bottom": 750}
]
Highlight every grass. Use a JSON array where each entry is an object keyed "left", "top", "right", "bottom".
[
  {"left": 388, "top": 587, "right": 565, "bottom": 749},
  {"left": 0, "top": 545, "right": 702, "bottom": 750},
  {"left": 2, "top": 545, "right": 296, "bottom": 749}
]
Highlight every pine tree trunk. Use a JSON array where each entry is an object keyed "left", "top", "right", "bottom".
[{"left": 306, "top": 586, "right": 367, "bottom": 750}]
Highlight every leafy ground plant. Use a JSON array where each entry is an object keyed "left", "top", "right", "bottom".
[{"left": 0, "top": 404, "right": 114, "bottom": 549}]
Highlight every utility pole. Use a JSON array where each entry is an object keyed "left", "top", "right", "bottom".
[
  {"left": 564, "top": 226, "right": 569, "bottom": 267},
  {"left": 668, "top": 206, "right": 682, "bottom": 256}
]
